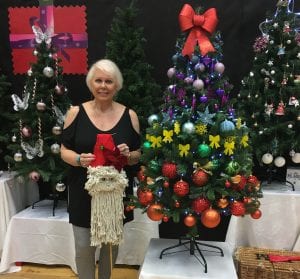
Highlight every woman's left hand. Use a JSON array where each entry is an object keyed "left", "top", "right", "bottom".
[{"left": 117, "top": 143, "right": 130, "bottom": 158}]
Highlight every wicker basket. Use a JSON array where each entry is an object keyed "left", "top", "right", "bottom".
[{"left": 235, "top": 247, "right": 300, "bottom": 279}]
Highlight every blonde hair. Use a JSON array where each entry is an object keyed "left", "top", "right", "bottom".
[{"left": 86, "top": 59, "right": 123, "bottom": 92}]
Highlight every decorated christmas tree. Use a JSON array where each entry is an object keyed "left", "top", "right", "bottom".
[
  {"left": 128, "top": 4, "right": 263, "bottom": 237},
  {"left": 105, "top": 0, "right": 161, "bottom": 131},
  {"left": 237, "top": 0, "right": 300, "bottom": 181},
  {"left": 0, "top": 74, "right": 12, "bottom": 170},
  {"left": 5, "top": 25, "right": 71, "bottom": 200}
]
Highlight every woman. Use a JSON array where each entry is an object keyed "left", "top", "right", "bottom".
[{"left": 61, "top": 59, "right": 141, "bottom": 279}]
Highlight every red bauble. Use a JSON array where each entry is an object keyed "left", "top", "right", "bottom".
[
  {"left": 162, "top": 162, "right": 177, "bottom": 179},
  {"left": 163, "top": 181, "right": 169, "bottom": 188},
  {"left": 251, "top": 209, "right": 262, "bottom": 219},
  {"left": 248, "top": 175, "right": 259, "bottom": 186},
  {"left": 173, "top": 180, "right": 189, "bottom": 197},
  {"left": 225, "top": 180, "right": 231, "bottom": 188},
  {"left": 162, "top": 215, "right": 169, "bottom": 222},
  {"left": 237, "top": 175, "right": 247, "bottom": 190},
  {"left": 201, "top": 209, "right": 221, "bottom": 228},
  {"left": 230, "top": 201, "right": 246, "bottom": 216},
  {"left": 137, "top": 188, "right": 154, "bottom": 206},
  {"left": 137, "top": 166, "right": 146, "bottom": 182},
  {"left": 147, "top": 204, "right": 163, "bottom": 221},
  {"left": 192, "top": 197, "right": 210, "bottom": 214},
  {"left": 184, "top": 215, "right": 197, "bottom": 227},
  {"left": 192, "top": 170, "right": 209, "bottom": 187},
  {"left": 174, "top": 201, "right": 180, "bottom": 208}
]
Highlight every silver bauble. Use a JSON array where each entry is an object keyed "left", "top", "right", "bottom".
[
  {"left": 182, "top": 121, "right": 195, "bottom": 134},
  {"left": 36, "top": 101, "right": 46, "bottom": 111},
  {"left": 43, "top": 66, "right": 54, "bottom": 78},
  {"left": 56, "top": 182, "right": 66, "bottom": 192},
  {"left": 27, "top": 69, "right": 33, "bottom": 76},
  {"left": 14, "top": 152, "right": 23, "bottom": 162},
  {"left": 52, "top": 125, "right": 62, "bottom": 135},
  {"left": 11, "top": 135, "right": 17, "bottom": 142},
  {"left": 148, "top": 114, "right": 159, "bottom": 126},
  {"left": 51, "top": 143, "right": 60, "bottom": 154}
]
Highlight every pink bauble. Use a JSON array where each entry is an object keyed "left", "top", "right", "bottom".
[
  {"left": 215, "top": 62, "right": 225, "bottom": 74},
  {"left": 29, "top": 171, "right": 40, "bottom": 182},
  {"left": 22, "top": 126, "right": 32, "bottom": 138},
  {"left": 167, "top": 67, "right": 176, "bottom": 78},
  {"left": 193, "top": 79, "right": 204, "bottom": 90}
]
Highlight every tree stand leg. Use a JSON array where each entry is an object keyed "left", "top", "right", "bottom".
[{"left": 159, "top": 237, "right": 224, "bottom": 273}]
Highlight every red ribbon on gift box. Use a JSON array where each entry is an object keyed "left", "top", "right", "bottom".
[
  {"left": 269, "top": 254, "right": 300, "bottom": 262},
  {"left": 178, "top": 4, "right": 218, "bottom": 57},
  {"left": 90, "top": 134, "right": 128, "bottom": 172}
]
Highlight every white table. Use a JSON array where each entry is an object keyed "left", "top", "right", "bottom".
[
  {"left": 0, "top": 199, "right": 159, "bottom": 274},
  {"left": 225, "top": 186, "right": 300, "bottom": 253},
  {"left": 138, "top": 238, "right": 237, "bottom": 279},
  {"left": 0, "top": 171, "right": 39, "bottom": 255}
]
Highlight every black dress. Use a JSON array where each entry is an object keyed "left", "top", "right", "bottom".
[{"left": 61, "top": 104, "right": 141, "bottom": 228}]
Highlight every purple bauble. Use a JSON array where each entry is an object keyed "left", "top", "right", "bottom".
[
  {"left": 216, "top": 88, "right": 225, "bottom": 97},
  {"left": 167, "top": 67, "right": 176, "bottom": 78},
  {"left": 193, "top": 79, "right": 204, "bottom": 90},
  {"left": 202, "top": 57, "right": 211, "bottom": 66},
  {"left": 176, "top": 72, "right": 185, "bottom": 80},
  {"left": 194, "top": 63, "right": 205, "bottom": 72},
  {"left": 214, "top": 62, "right": 225, "bottom": 74},
  {"left": 200, "top": 95, "right": 208, "bottom": 103}
]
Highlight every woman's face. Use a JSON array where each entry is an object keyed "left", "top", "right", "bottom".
[{"left": 90, "top": 68, "right": 118, "bottom": 101}]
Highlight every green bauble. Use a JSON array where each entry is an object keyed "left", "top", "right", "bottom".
[
  {"left": 211, "top": 159, "right": 220, "bottom": 170},
  {"left": 226, "top": 161, "right": 241, "bottom": 176},
  {"left": 148, "top": 160, "right": 160, "bottom": 173},
  {"left": 143, "top": 141, "right": 151, "bottom": 149},
  {"left": 198, "top": 144, "right": 211, "bottom": 158}
]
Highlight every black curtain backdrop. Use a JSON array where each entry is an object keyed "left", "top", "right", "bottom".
[{"left": 1, "top": 0, "right": 299, "bottom": 240}]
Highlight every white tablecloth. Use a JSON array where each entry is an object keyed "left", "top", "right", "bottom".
[
  {"left": 225, "top": 187, "right": 300, "bottom": 253},
  {"left": 139, "top": 238, "right": 237, "bottom": 279},
  {"left": 0, "top": 199, "right": 159, "bottom": 274},
  {"left": 0, "top": 171, "right": 39, "bottom": 255}
]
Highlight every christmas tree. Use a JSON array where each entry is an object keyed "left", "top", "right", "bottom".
[
  {"left": 105, "top": 0, "right": 161, "bottom": 131},
  {"left": 237, "top": 0, "right": 300, "bottom": 181},
  {"left": 128, "top": 4, "right": 262, "bottom": 237},
  {"left": 6, "top": 25, "right": 71, "bottom": 199},
  {"left": 0, "top": 74, "right": 12, "bottom": 170}
]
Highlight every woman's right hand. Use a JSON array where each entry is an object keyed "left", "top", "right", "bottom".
[{"left": 78, "top": 153, "right": 95, "bottom": 167}]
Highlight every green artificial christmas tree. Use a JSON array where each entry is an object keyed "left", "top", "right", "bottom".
[
  {"left": 105, "top": 0, "right": 161, "bottom": 131},
  {"left": 127, "top": 4, "right": 262, "bottom": 244},
  {"left": 6, "top": 26, "right": 71, "bottom": 202},
  {"left": 0, "top": 74, "right": 12, "bottom": 170},
  {"left": 237, "top": 0, "right": 300, "bottom": 182}
]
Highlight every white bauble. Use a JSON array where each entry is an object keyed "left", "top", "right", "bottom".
[
  {"left": 274, "top": 156, "right": 286, "bottom": 167},
  {"left": 292, "top": 153, "right": 300, "bottom": 164},
  {"left": 261, "top": 153, "right": 273, "bottom": 164}
]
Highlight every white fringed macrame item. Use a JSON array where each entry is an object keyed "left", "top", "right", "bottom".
[{"left": 85, "top": 166, "right": 128, "bottom": 247}]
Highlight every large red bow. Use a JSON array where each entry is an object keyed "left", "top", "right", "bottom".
[
  {"left": 178, "top": 4, "right": 218, "bottom": 57},
  {"left": 90, "top": 134, "right": 127, "bottom": 172}
]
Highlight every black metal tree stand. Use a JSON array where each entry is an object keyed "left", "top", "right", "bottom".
[{"left": 159, "top": 236, "right": 224, "bottom": 273}]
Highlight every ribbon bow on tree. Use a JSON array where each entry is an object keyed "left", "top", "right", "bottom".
[{"left": 178, "top": 4, "right": 218, "bottom": 57}]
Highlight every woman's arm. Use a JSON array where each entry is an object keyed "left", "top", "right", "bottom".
[{"left": 60, "top": 106, "right": 95, "bottom": 167}]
